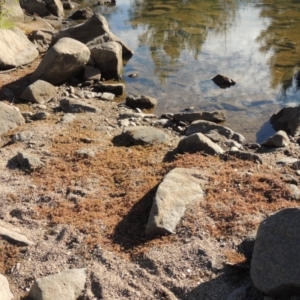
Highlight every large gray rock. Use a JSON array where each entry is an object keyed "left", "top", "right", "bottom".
[
  {"left": 262, "top": 130, "right": 290, "bottom": 148},
  {"left": 29, "top": 268, "right": 86, "bottom": 300},
  {"left": 177, "top": 133, "right": 224, "bottom": 155},
  {"left": 270, "top": 106, "right": 300, "bottom": 136},
  {"left": 186, "top": 120, "right": 245, "bottom": 143},
  {"left": 51, "top": 13, "right": 133, "bottom": 58},
  {"left": 21, "top": 80, "right": 57, "bottom": 103},
  {"left": 90, "top": 41, "right": 122, "bottom": 80},
  {"left": 126, "top": 95, "right": 158, "bottom": 109},
  {"left": 173, "top": 110, "right": 225, "bottom": 123},
  {"left": 31, "top": 38, "right": 90, "bottom": 85},
  {"left": 60, "top": 98, "right": 98, "bottom": 113},
  {"left": 2, "top": 0, "right": 24, "bottom": 23},
  {"left": 20, "top": 0, "right": 64, "bottom": 17},
  {"left": 0, "top": 28, "right": 38, "bottom": 70},
  {"left": 0, "top": 102, "right": 25, "bottom": 136},
  {"left": 0, "top": 274, "right": 13, "bottom": 300},
  {"left": 251, "top": 208, "right": 300, "bottom": 298},
  {"left": 146, "top": 168, "right": 205, "bottom": 238},
  {"left": 121, "top": 126, "right": 168, "bottom": 146}
]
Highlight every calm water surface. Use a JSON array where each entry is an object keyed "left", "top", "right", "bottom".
[{"left": 83, "top": 0, "right": 300, "bottom": 142}]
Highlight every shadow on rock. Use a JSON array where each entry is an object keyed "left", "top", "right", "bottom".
[
  {"left": 256, "top": 120, "right": 276, "bottom": 144},
  {"left": 6, "top": 155, "right": 19, "bottom": 170},
  {"left": 0, "top": 73, "right": 31, "bottom": 103},
  {"left": 112, "top": 185, "right": 158, "bottom": 250}
]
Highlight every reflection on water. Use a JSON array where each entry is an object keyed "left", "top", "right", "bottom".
[{"left": 91, "top": 0, "right": 300, "bottom": 141}]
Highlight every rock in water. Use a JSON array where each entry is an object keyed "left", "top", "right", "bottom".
[
  {"left": 30, "top": 38, "right": 90, "bottom": 85},
  {"left": 251, "top": 208, "right": 300, "bottom": 298},
  {"left": 146, "top": 168, "right": 205, "bottom": 238},
  {"left": 212, "top": 74, "right": 236, "bottom": 89}
]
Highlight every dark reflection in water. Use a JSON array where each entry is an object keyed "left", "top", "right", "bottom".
[{"left": 92, "top": 0, "right": 300, "bottom": 141}]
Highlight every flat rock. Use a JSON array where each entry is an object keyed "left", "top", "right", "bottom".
[
  {"left": 95, "top": 82, "right": 124, "bottom": 96},
  {"left": 17, "top": 152, "right": 44, "bottom": 171},
  {"left": 60, "top": 98, "right": 98, "bottom": 113},
  {"left": 177, "top": 133, "right": 224, "bottom": 155},
  {"left": 0, "top": 102, "right": 25, "bottom": 136},
  {"left": 262, "top": 130, "right": 290, "bottom": 147},
  {"left": 0, "top": 28, "right": 39, "bottom": 70},
  {"left": 29, "top": 268, "right": 86, "bottom": 300},
  {"left": 126, "top": 95, "right": 157, "bottom": 109},
  {"left": 31, "top": 38, "right": 90, "bottom": 86},
  {"left": 186, "top": 120, "right": 245, "bottom": 143},
  {"left": 100, "top": 92, "right": 115, "bottom": 101},
  {"left": 173, "top": 110, "right": 225, "bottom": 123},
  {"left": 0, "top": 274, "right": 13, "bottom": 300},
  {"left": 251, "top": 208, "right": 300, "bottom": 298},
  {"left": 0, "top": 225, "right": 34, "bottom": 246},
  {"left": 121, "top": 126, "right": 168, "bottom": 146},
  {"left": 146, "top": 168, "right": 205, "bottom": 238},
  {"left": 21, "top": 80, "right": 57, "bottom": 103}
]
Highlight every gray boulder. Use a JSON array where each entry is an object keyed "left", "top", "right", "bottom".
[
  {"left": 262, "top": 130, "right": 290, "bottom": 147},
  {"left": 17, "top": 152, "right": 44, "bottom": 171},
  {"left": 186, "top": 120, "right": 245, "bottom": 143},
  {"left": 251, "top": 208, "right": 300, "bottom": 298},
  {"left": 270, "top": 106, "right": 300, "bottom": 136},
  {"left": 173, "top": 110, "right": 225, "bottom": 123},
  {"left": 31, "top": 38, "right": 90, "bottom": 85},
  {"left": 90, "top": 41, "right": 122, "bottom": 80},
  {"left": 0, "top": 103, "right": 25, "bottom": 136},
  {"left": 177, "top": 133, "right": 224, "bottom": 155},
  {"left": 126, "top": 95, "right": 158, "bottom": 109},
  {"left": 121, "top": 126, "right": 168, "bottom": 146},
  {"left": 0, "top": 28, "right": 38, "bottom": 70},
  {"left": 21, "top": 80, "right": 57, "bottom": 103},
  {"left": 51, "top": 13, "right": 133, "bottom": 58},
  {"left": 0, "top": 274, "right": 13, "bottom": 300},
  {"left": 60, "top": 98, "right": 98, "bottom": 113},
  {"left": 29, "top": 268, "right": 86, "bottom": 300},
  {"left": 20, "top": 0, "right": 64, "bottom": 17},
  {"left": 146, "top": 168, "right": 205, "bottom": 238}
]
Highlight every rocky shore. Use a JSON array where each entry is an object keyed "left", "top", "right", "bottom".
[{"left": 1, "top": 1, "right": 300, "bottom": 299}]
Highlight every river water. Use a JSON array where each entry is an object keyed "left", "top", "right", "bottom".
[{"left": 81, "top": 0, "right": 300, "bottom": 142}]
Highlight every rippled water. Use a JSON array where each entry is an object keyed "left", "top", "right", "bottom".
[{"left": 80, "top": 0, "right": 300, "bottom": 142}]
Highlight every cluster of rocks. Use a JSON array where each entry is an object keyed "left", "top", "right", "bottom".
[{"left": 2, "top": 1, "right": 300, "bottom": 299}]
